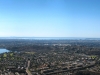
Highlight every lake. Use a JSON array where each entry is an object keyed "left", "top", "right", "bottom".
[{"left": 0, "top": 49, "right": 9, "bottom": 53}]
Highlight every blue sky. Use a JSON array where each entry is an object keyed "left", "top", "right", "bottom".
[{"left": 0, "top": 0, "right": 100, "bottom": 37}]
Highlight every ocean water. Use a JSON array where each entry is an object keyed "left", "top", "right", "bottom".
[{"left": 0, "top": 49, "right": 9, "bottom": 53}]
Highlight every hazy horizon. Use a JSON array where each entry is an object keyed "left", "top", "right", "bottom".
[
  {"left": 0, "top": 37, "right": 100, "bottom": 40},
  {"left": 0, "top": 0, "right": 100, "bottom": 37}
]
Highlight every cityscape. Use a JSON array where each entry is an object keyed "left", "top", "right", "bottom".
[
  {"left": 0, "top": 38, "right": 100, "bottom": 75},
  {"left": 0, "top": 0, "right": 100, "bottom": 75}
]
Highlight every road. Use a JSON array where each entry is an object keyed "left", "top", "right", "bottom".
[
  {"left": 26, "top": 60, "right": 32, "bottom": 75},
  {"left": 26, "top": 68, "right": 32, "bottom": 75}
]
